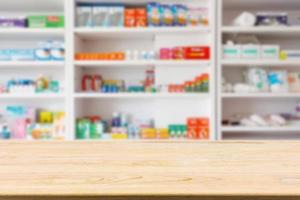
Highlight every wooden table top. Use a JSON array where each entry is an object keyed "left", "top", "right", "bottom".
[{"left": 0, "top": 141, "right": 299, "bottom": 197}]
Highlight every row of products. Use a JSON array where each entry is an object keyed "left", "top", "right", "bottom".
[
  {"left": 81, "top": 71, "right": 209, "bottom": 93},
  {"left": 232, "top": 11, "right": 297, "bottom": 27},
  {"left": 0, "top": 106, "right": 65, "bottom": 140},
  {"left": 223, "top": 41, "right": 300, "bottom": 61},
  {"left": 223, "top": 103, "right": 300, "bottom": 128},
  {"left": 0, "top": 15, "right": 64, "bottom": 28},
  {"left": 0, "top": 41, "right": 65, "bottom": 61},
  {"left": 160, "top": 46, "right": 210, "bottom": 60},
  {"left": 223, "top": 68, "right": 300, "bottom": 94},
  {"left": 76, "top": 113, "right": 209, "bottom": 140},
  {"left": 223, "top": 34, "right": 300, "bottom": 61},
  {"left": 75, "top": 46, "right": 210, "bottom": 61},
  {"left": 0, "top": 76, "right": 62, "bottom": 94},
  {"left": 76, "top": 2, "right": 208, "bottom": 28}
]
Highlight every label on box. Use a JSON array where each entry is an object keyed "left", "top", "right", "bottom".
[
  {"left": 241, "top": 45, "right": 260, "bottom": 59},
  {"left": 223, "top": 45, "right": 241, "bottom": 59}
]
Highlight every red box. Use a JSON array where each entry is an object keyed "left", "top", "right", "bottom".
[
  {"left": 187, "top": 127, "right": 210, "bottom": 139},
  {"left": 125, "top": 8, "right": 136, "bottom": 27},
  {"left": 136, "top": 8, "right": 147, "bottom": 27},
  {"left": 184, "top": 46, "right": 210, "bottom": 60}
]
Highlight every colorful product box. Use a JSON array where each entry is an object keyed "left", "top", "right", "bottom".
[
  {"left": 0, "top": 17, "right": 26, "bottom": 28},
  {"left": 46, "top": 16, "right": 64, "bottom": 28},
  {"left": 10, "top": 49, "right": 35, "bottom": 61},
  {"left": 124, "top": 8, "right": 136, "bottom": 27},
  {"left": 93, "top": 6, "right": 109, "bottom": 27},
  {"left": 77, "top": 5, "right": 93, "bottom": 27},
  {"left": 108, "top": 6, "right": 124, "bottom": 27},
  {"left": 0, "top": 49, "right": 11, "bottom": 61},
  {"left": 187, "top": 117, "right": 209, "bottom": 140},
  {"left": 184, "top": 46, "right": 210, "bottom": 60},
  {"left": 28, "top": 16, "right": 64, "bottom": 28},
  {"left": 136, "top": 8, "right": 147, "bottom": 27}
]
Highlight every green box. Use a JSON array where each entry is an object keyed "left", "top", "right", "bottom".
[
  {"left": 46, "top": 16, "right": 65, "bottom": 28},
  {"left": 28, "top": 16, "right": 47, "bottom": 28},
  {"left": 28, "top": 15, "right": 65, "bottom": 28}
]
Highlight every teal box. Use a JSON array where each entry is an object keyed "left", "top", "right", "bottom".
[
  {"left": 0, "top": 49, "right": 11, "bottom": 61},
  {"left": 10, "top": 49, "right": 35, "bottom": 61}
]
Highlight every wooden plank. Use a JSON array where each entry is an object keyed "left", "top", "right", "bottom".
[{"left": 0, "top": 141, "right": 299, "bottom": 196}]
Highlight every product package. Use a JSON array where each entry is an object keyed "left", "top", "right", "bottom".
[
  {"left": 241, "top": 44, "right": 260, "bottom": 59},
  {"left": 92, "top": 6, "right": 109, "bottom": 27},
  {"left": 161, "top": 4, "right": 174, "bottom": 26},
  {"left": 35, "top": 41, "right": 51, "bottom": 61},
  {"left": 268, "top": 70, "right": 288, "bottom": 93},
  {"left": 108, "top": 6, "right": 124, "bottom": 27},
  {"left": 0, "top": 17, "right": 26, "bottom": 28},
  {"left": 173, "top": 4, "right": 188, "bottom": 26},
  {"left": 50, "top": 41, "right": 65, "bottom": 61},
  {"left": 288, "top": 72, "right": 300, "bottom": 92},
  {"left": 136, "top": 8, "right": 147, "bottom": 27},
  {"left": 27, "top": 15, "right": 64, "bottom": 28},
  {"left": 124, "top": 8, "right": 136, "bottom": 27},
  {"left": 188, "top": 7, "right": 209, "bottom": 26},
  {"left": 147, "top": 2, "right": 162, "bottom": 26},
  {"left": 76, "top": 5, "right": 93, "bottom": 27},
  {"left": 10, "top": 49, "right": 35, "bottom": 61},
  {"left": 246, "top": 68, "right": 269, "bottom": 92},
  {"left": 261, "top": 45, "right": 279, "bottom": 60}
]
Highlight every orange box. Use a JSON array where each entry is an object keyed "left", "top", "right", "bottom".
[
  {"left": 187, "top": 127, "right": 209, "bottom": 140},
  {"left": 116, "top": 52, "right": 125, "bottom": 60},
  {"left": 125, "top": 8, "right": 136, "bottom": 27},
  {"left": 157, "top": 128, "right": 169, "bottom": 139},
  {"left": 141, "top": 128, "right": 157, "bottom": 139},
  {"left": 136, "top": 8, "right": 147, "bottom": 27},
  {"left": 187, "top": 117, "right": 209, "bottom": 127}
]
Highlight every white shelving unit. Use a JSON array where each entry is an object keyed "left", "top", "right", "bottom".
[
  {"left": 218, "top": 0, "right": 300, "bottom": 140},
  {"left": 70, "top": 0, "right": 216, "bottom": 140},
  {"left": 0, "top": 0, "right": 69, "bottom": 138},
  {"left": 4, "top": 0, "right": 300, "bottom": 141}
]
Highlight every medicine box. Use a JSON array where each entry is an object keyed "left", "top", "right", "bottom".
[
  {"left": 108, "top": 6, "right": 124, "bottom": 27},
  {"left": 28, "top": 16, "right": 64, "bottom": 28},
  {"left": 282, "top": 50, "right": 300, "bottom": 60},
  {"left": 92, "top": 6, "right": 109, "bottom": 27},
  {"left": 261, "top": 45, "right": 279, "bottom": 60},
  {"left": 241, "top": 45, "right": 260, "bottom": 59},
  {"left": 10, "top": 49, "right": 35, "bottom": 61},
  {"left": 28, "top": 16, "right": 47, "bottom": 28},
  {"left": 0, "top": 49, "right": 11, "bottom": 61},
  {"left": 46, "top": 16, "right": 64, "bottom": 28},
  {"left": 223, "top": 45, "right": 241, "bottom": 59},
  {"left": 77, "top": 5, "right": 93, "bottom": 27}
]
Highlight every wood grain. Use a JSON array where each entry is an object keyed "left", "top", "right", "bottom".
[{"left": 0, "top": 141, "right": 299, "bottom": 196}]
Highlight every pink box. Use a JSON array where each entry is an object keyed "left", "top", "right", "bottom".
[{"left": 159, "top": 48, "right": 172, "bottom": 60}]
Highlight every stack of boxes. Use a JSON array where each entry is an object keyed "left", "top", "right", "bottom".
[{"left": 187, "top": 118, "right": 210, "bottom": 139}]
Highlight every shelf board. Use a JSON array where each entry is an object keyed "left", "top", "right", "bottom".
[
  {"left": 74, "top": 27, "right": 211, "bottom": 39},
  {"left": 74, "top": 93, "right": 210, "bottom": 99},
  {"left": 0, "top": 93, "right": 65, "bottom": 99},
  {"left": 0, "top": 28, "right": 65, "bottom": 39},
  {"left": 222, "top": 26, "right": 300, "bottom": 36},
  {"left": 222, "top": 126, "right": 300, "bottom": 133},
  {"left": 0, "top": 61, "right": 65, "bottom": 69},
  {"left": 221, "top": 60, "right": 300, "bottom": 67},
  {"left": 222, "top": 93, "right": 300, "bottom": 98},
  {"left": 74, "top": 60, "right": 210, "bottom": 68}
]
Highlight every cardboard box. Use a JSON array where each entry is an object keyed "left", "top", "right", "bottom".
[
  {"left": 136, "top": 8, "right": 147, "bottom": 27},
  {"left": 184, "top": 46, "right": 210, "bottom": 60},
  {"left": 125, "top": 8, "right": 136, "bottom": 27}
]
